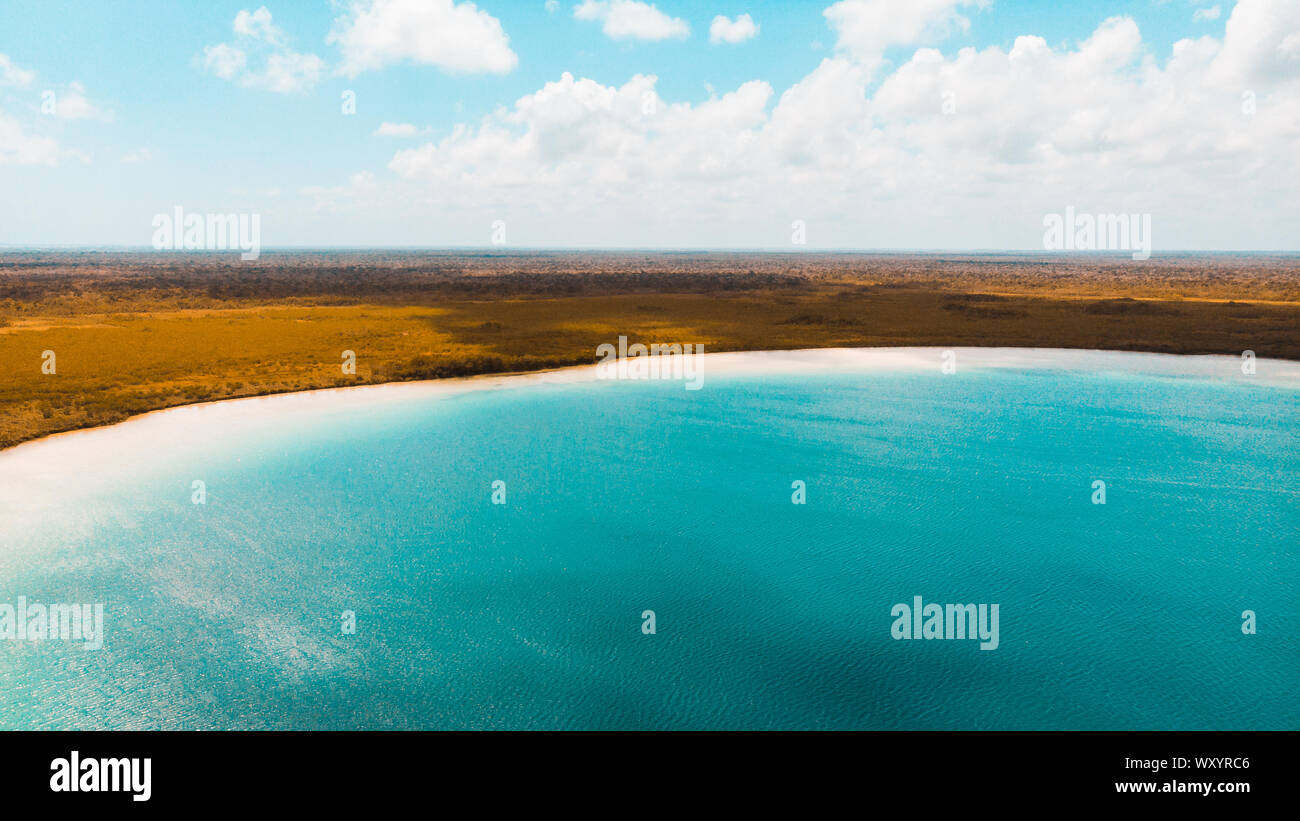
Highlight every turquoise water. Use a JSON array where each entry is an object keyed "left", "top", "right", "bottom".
[{"left": 1, "top": 361, "right": 1297, "bottom": 729}]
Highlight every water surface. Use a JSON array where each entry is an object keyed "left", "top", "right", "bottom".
[{"left": 0, "top": 349, "right": 1295, "bottom": 729}]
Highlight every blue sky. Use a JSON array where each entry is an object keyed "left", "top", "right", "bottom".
[{"left": 1, "top": 0, "right": 1296, "bottom": 249}]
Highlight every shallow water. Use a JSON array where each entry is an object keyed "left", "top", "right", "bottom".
[{"left": 0, "top": 350, "right": 1296, "bottom": 729}]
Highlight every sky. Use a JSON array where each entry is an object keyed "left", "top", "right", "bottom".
[{"left": 0, "top": 0, "right": 1297, "bottom": 250}]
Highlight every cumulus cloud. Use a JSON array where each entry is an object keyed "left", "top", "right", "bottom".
[
  {"left": 1194, "top": 6, "right": 1222, "bottom": 22},
  {"left": 1210, "top": 0, "right": 1300, "bottom": 85},
  {"left": 233, "top": 6, "right": 283, "bottom": 44},
  {"left": 202, "top": 6, "right": 324, "bottom": 93},
  {"left": 0, "top": 114, "right": 61, "bottom": 165},
  {"left": 0, "top": 53, "right": 36, "bottom": 88},
  {"left": 574, "top": 1, "right": 690, "bottom": 41},
  {"left": 825, "top": 0, "right": 984, "bottom": 70},
  {"left": 0, "top": 55, "right": 103, "bottom": 165},
  {"left": 366, "top": 0, "right": 1300, "bottom": 248},
  {"left": 329, "top": 0, "right": 517, "bottom": 76},
  {"left": 710, "top": 14, "right": 759, "bottom": 45},
  {"left": 389, "top": 72, "right": 773, "bottom": 191}
]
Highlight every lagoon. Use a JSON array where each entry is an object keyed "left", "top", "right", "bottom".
[{"left": 0, "top": 348, "right": 1296, "bottom": 729}]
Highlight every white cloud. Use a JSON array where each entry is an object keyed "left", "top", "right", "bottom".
[
  {"left": 575, "top": 1, "right": 690, "bottom": 41},
  {"left": 120, "top": 148, "right": 152, "bottom": 164},
  {"left": 202, "top": 7, "right": 324, "bottom": 93},
  {"left": 386, "top": 70, "right": 768, "bottom": 202},
  {"left": 374, "top": 121, "right": 429, "bottom": 136},
  {"left": 329, "top": 0, "right": 517, "bottom": 76},
  {"left": 710, "top": 14, "right": 759, "bottom": 45},
  {"left": 233, "top": 7, "right": 284, "bottom": 44},
  {"left": 256, "top": 51, "right": 326, "bottom": 93},
  {"left": 545, "top": 0, "right": 559, "bottom": 12},
  {"left": 0, "top": 114, "right": 61, "bottom": 165},
  {"left": 825, "top": 0, "right": 984, "bottom": 70},
  {"left": 1194, "top": 6, "right": 1222, "bottom": 22},
  {"left": 369, "top": 0, "right": 1300, "bottom": 248},
  {"left": 0, "top": 57, "right": 104, "bottom": 166},
  {"left": 203, "top": 43, "right": 248, "bottom": 80},
  {"left": 49, "top": 82, "right": 110, "bottom": 120},
  {"left": 1209, "top": 0, "right": 1300, "bottom": 84},
  {"left": 0, "top": 53, "right": 36, "bottom": 88}
]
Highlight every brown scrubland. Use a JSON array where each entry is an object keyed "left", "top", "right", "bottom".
[{"left": 1, "top": 249, "right": 1297, "bottom": 450}]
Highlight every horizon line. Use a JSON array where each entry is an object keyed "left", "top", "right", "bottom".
[{"left": 2, "top": 245, "right": 1299, "bottom": 255}]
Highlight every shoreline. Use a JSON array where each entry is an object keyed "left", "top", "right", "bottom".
[
  {"left": 4, "top": 345, "right": 1298, "bottom": 461},
  {"left": 6, "top": 252, "right": 1298, "bottom": 453}
]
